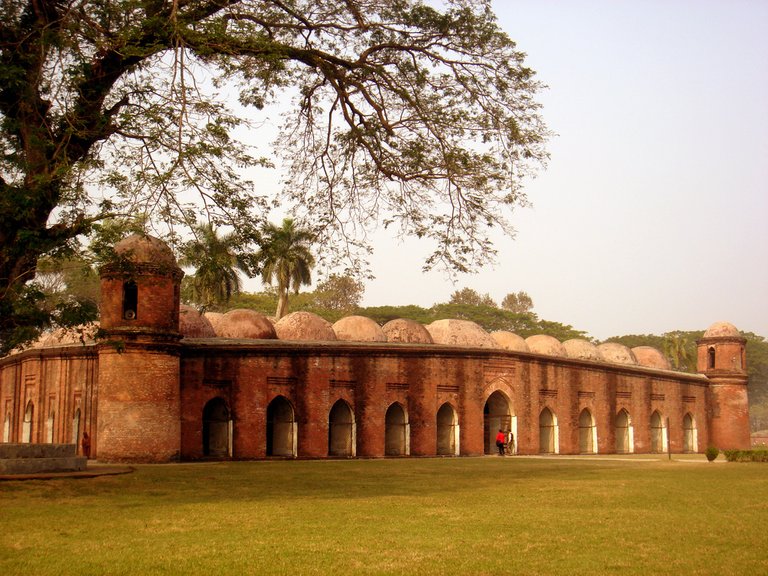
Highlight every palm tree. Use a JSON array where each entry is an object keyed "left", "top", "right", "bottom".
[
  {"left": 256, "top": 218, "right": 315, "bottom": 319},
  {"left": 664, "top": 332, "right": 693, "bottom": 372},
  {"left": 180, "top": 223, "right": 250, "bottom": 309}
]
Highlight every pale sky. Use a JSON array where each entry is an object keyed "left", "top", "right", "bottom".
[{"left": 356, "top": 0, "right": 768, "bottom": 340}]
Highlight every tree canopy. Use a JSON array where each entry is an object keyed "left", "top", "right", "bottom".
[{"left": 0, "top": 0, "right": 549, "bottom": 354}]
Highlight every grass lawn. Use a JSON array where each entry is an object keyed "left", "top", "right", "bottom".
[{"left": 1, "top": 455, "right": 766, "bottom": 575}]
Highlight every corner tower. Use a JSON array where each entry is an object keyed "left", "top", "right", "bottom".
[
  {"left": 697, "top": 321, "right": 750, "bottom": 450},
  {"left": 97, "top": 234, "right": 184, "bottom": 462}
]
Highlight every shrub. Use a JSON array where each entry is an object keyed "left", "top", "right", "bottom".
[
  {"left": 723, "top": 449, "right": 768, "bottom": 462},
  {"left": 705, "top": 446, "right": 719, "bottom": 461}
]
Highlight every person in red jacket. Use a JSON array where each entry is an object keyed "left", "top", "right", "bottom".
[{"left": 495, "top": 429, "right": 506, "bottom": 456}]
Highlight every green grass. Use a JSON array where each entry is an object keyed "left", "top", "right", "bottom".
[{"left": 1, "top": 456, "right": 766, "bottom": 575}]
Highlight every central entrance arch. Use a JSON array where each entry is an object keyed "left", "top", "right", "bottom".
[
  {"left": 683, "top": 413, "right": 698, "bottom": 453},
  {"left": 328, "top": 400, "right": 355, "bottom": 457},
  {"left": 203, "top": 397, "right": 231, "bottom": 458},
  {"left": 650, "top": 410, "right": 667, "bottom": 453},
  {"left": 436, "top": 403, "right": 459, "bottom": 456},
  {"left": 267, "top": 396, "right": 296, "bottom": 457},
  {"left": 483, "top": 391, "right": 513, "bottom": 454},
  {"left": 385, "top": 403, "right": 409, "bottom": 456}
]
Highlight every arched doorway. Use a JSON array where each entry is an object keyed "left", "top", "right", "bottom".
[
  {"left": 615, "top": 409, "right": 633, "bottom": 453},
  {"left": 267, "top": 396, "right": 296, "bottom": 457},
  {"left": 484, "top": 391, "right": 513, "bottom": 454},
  {"left": 3, "top": 412, "right": 10, "bottom": 442},
  {"left": 72, "top": 408, "right": 81, "bottom": 448},
  {"left": 328, "top": 400, "right": 355, "bottom": 457},
  {"left": 203, "top": 398, "right": 231, "bottom": 458},
  {"left": 385, "top": 403, "right": 409, "bottom": 456},
  {"left": 47, "top": 410, "right": 55, "bottom": 444},
  {"left": 578, "top": 408, "right": 597, "bottom": 454},
  {"left": 683, "top": 413, "right": 698, "bottom": 453},
  {"left": 539, "top": 407, "right": 558, "bottom": 454},
  {"left": 650, "top": 410, "right": 666, "bottom": 453},
  {"left": 436, "top": 403, "right": 459, "bottom": 456},
  {"left": 22, "top": 401, "right": 34, "bottom": 443}
]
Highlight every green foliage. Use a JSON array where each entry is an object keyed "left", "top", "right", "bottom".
[
  {"left": 310, "top": 274, "right": 365, "bottom": 312},
  {"left": 705, "top": 446, "right": 719, "bottom": 462},
  {"left": 255, "top": 219, "right": 315, "bottom": 319},
  {"left": 501, "top": 291, "right": 534, "bottom": 314},
  {"left": 180, "top": 223, "right": 251, "bottom": 309},
  {"left": 447, "top": 288, "right": 496, "bottom": 307},
  {"left": 723, "top": 449, "right": 768, "bottom": 462}
]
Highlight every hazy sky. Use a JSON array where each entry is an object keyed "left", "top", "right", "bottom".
[{"left": 356, "top": 0, "right": 768, "bottom": 340}]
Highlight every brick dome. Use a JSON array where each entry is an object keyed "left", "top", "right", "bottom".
[
  {"left": 703, "top": 321, "right": 741, "bottom": 338},
  {"left": 217, "top": 309, "right": 276, "bottom": 339},
  {"left": 525, "top": 334, "right": 567, "bottom": 357},
  {"left": 274, "top": 311, "right": 336, "bottom": 341},
  {"left": 597, "top": 342, "right": 637, "bottom": 365},
  {"left": 114, "top": 234, "right": 177, "bottom": 267},
  {"left": 382, "top": 318, "right": 434, "bottom": 344},
  {"left": 426, "top": 319, "right": 496, "bottom": 348},
  {"left": 491, "top": 331, "right": 529, "bottom": 352},
  {"left": 563, "top": 339, "right": 602, "bottom": 361},
  {"left": 28, "top": 323, "right": 100, "bottom": 349},
  {"left": 332, "top": 316, "right": 386, "bottom": 342},
  {"left": 632, "top": 346, "right": 671, "bottom": 370},
  {"left": 179, "top": 305, "right": 216, "bottom": 338},
  {"left": 204, "top": 312, "right": 226, "bottom": 336}
]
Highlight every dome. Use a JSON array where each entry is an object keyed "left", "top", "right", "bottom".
[
  {"left": 703, "top": 321, "right": 741, "bottom": 338},
  {"left": 274, "top": 311, "right": 336, "bottom": 341},
  {"left": 632, "top": 346, "right": 671, "bottom": 370},
  {"left": 179, "top": 305, "right": 216, "bottom": 338},
  {"left": 204, "top": 312, "right": 226, "bottom": 336},
  {"left": 597, "top": 342, "right": 637, "bottom": 365},
  {"left": 333, "top": 316, "right": 386, "bottom": 342},
  {"left": 382, "top": 318, "right": 434, "bottom": 344},
  {"left": 563, "top": 339, "right": 602, "bottom": 361},
  {"left": 491, "top": 331, "right": 529, "bottom": 352},
  {"left": 217, "top": 309, "right": 276, "bottom": 339},
  {"left": 525, "top": 334, "right": 567, "bottom": 357},
  {"left": 32, "top": 323, "right": 100, "bottom": 349},
  {"left": 114, "top": 234, "right": 177, "bottom": 267},
  {"left": 426, "top": 319, "right": 496, "bottom": 348}
]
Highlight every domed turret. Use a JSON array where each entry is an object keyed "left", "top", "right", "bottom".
[
  {"left": 697, "top": 322, "right": 750, "bottom": 450},
  {"left": 99, "top": 233, "right": 183, "bottom": 335}
]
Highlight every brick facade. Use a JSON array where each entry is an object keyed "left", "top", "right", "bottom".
[{"left": 0, "top": 236, "right": 752, "bottom": 462}]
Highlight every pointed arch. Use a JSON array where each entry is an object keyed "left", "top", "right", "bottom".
[
  {"left": 683, "top": 413, "right": 698, "bottom": 453},
  {"left": 539, "top": 407, "right": 559, "bottom": 454},
  {"left": 22, "top": 401, "right": 34, "bottom": 443},
  {"left": 578, "top": 408, "right": 597, "bottom": 454},
  {"left": 615, "top": 409, "right": 633, "bottom": 453},
  {"left": 385, "top": 402, "right": 409, "bottom": 456},
  {"left": 47, "top": 409, "right": 55, "bottom": 444},
  {"left": 267, "top": 395, "right": 297, "bottom": 457},
  {"left": 3, "top": 412, "right": 10, "bottom": 443},
  {"left": 203, "top": 397, "right": 232, "bottom": 458},
  {"left": 483, "top": 391, "right": 513, "bottom": 455},
  {"left": 72, "top": 408, "right": 81, "bottom": 447},
  {"left": 650, "top": 410, "right": 667, "bottom": 453},
  {"left": 436, "top": 403, "right": 459, "bottom": 456},
  {"left": 328, "top": 400, "right": 355, "bottom": 457}
]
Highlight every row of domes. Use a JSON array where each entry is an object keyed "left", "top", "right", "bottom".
[{"left": 180, "top": 307, "right": 682, "bottom": 371}]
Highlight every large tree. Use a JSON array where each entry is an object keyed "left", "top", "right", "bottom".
[
  {"left": 256, "top": 218, "right": 315, "bottom": 319},
  {"left": 0, "top": 0, "right": 549, "bottom": 354}
]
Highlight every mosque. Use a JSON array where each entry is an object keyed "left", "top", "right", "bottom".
[{"left": 0, "top": 235, "right": 751, "bottom": 462}]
